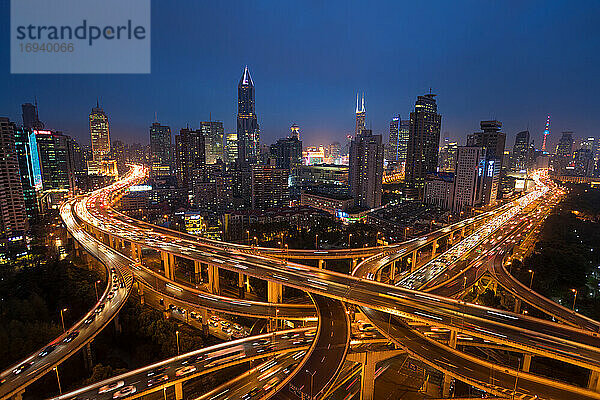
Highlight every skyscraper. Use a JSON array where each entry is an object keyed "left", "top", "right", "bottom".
[
  {"left": 290, "top": 124, "right": 300, "bottom": 140},
  {"left": 404, "top": 93, "right": 442, "bottom": 199},
  {"left": 175, "top": 127, "right": 205, "bottom": 189},
  {"left": 438, "top": 138, "right": 459, "bottom": 173},
  {"left": 21, "top": 102, "right": 44, "bottom": 130},
  {"left": 225, "top": 133, "right": 238, "bottom": 164},
  {"left": 89, "top": 101, "right": 110, "bottom": 161},
  {"left": 0, "top": 118, "right": 27, "bottom": 246},
  {"left": 512, "top": 130, "right": 530, "bottom": 172},
  {"left": 150, "top": 122, "right": 173, "bottom": 177},
  {"left": 541, "top": 115, "right": 550, "bottom": 153},
  {"left": 453, "top": 146, "right": 486, "bottom": 212},
  {"left": 35, "top": 130, "right": 73, "bottom": 192},
  {"left": 14, "top": 127, "right": 43, "bottom": 220},
  {"left": 556, "top": 131, "right": 574, "bottom": 157},
  {"left": 466, "top": 120, "right": 506, "bottom": 205},
  {"left": 349, "top": 129, "right": 384, "bottom": 209},
  {"left": 251, "top": 163, "right": 289, "bottom": 210},
  {"left": 237, "top": 66, "right": 260, "bottom": 163},
  {"left": 270, "top": 124, "right": 303, "bottom": 171},
  {"left": 355, "top": 93, "right": 366, "bottom": 136},
  {"left": 201, "top": 120, "right": 224, "bottom": 164}
]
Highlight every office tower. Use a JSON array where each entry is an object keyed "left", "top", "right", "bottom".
[
  {"left": 541, "top": 115, "right": 550, "bottom": 153},
  {"left": 21, "top": 102, "right": 44, "bottom": 130},
  {"left": 89, "top": 101, "right": 110, "bottom": 161},
  {"left": 150, "top": 122, "right": 173, "bottom": 176},
  {"left": 424, "top": 172, "right": 454, "bottom": 209},
  {"left": 251, "top": 163, "right": 289, "bottom": 210},
  {"left": 225, "top": 133, "right": 238, "bottom": 164},
  {"left": 111, "top": 140, "right": 128, "bottom": 174},
  {"left": 0, "top": 118, "right": 27, "bottom": 245},
  {"left": 14, "top": 127, "right": 43, "bottom": 220},
  {"left": 175, "top": 127, "right": 205, "bottom": 189},
  {"left": 35, "top": 130, "right": 73, "bottom": 191},
  {"left": 290, "top": 123, "right": 300, "bottom": 140},
  {"left": 270, "top": 124, "right": 303, "bottom": 171},
  {"left": 355, "top": 93, "right": 366, "bottom": 136},
  {"left": 556, "top": 131, "right": 574, "bottom": 157},
  {"left": 438, "top": 138, "right": 459, "bottom": 173},
  {"left": 388, "top": 116, "right": 399, "bottom": 162},
  {"left": 328, "top": 142, "right": 342, "bottom": 163},
  {"left": 237, "top": 66, "right": 260, "bottom": 163},
  {"left": 580, "top": 137, "right": 596, "bottom": 151},
  {"left": 349, "top": 129, "right": 384, "bottom": 209},
  {"left": 191, "top": 160, "right": 234, "bottom": 212},
  {"left": 512, "top": 130, "right": 530, "bottom": 172},
  {"left": 572, "top": 148, "right": 594, "bottom": 177},
  {"left": 404, "top": 93, "right": 442, "bottom": 199},
  {"left": 453, "top": 146, "right": 486, "bottom": 212},
  {"left": 201, "top": 120, "right": 224, "bottom": 164},
  {"left": 466, "top": 120, "right": 506, "bottom": 205}
]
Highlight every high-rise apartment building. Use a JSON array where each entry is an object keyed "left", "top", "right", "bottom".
[
  {"left": 201, "top": 120, "right": 224, "bottom": 164},
  {"left": 512, "top": 130, "right": 530, "bottom": 172},
  {"left": 405, "top": 93, "right": 442, "bottom": 199},
  {"left": 150, "top": 122, "right": 173, "bottom": 177},
  {"left": 14, "top": 127, "right": 43, "bottom": 220},
  {"left": 251, "top": 163, "right": 289, "bottom": 210},
  {"left": 556, "top": 131, "right": 574, "bottom": 157},
  {"left": 270, "top": 125, "right": 302, "bottom": 171},
  {"left": 438, "top": 138, "right": 459, "bottom": 173},
  {"left": 225, "top": 133, "right": 238, "bottom": 164},
  {"left": 35, "top": 130, "right": 73, "bottom": 192},
  {"left": 89, "top": 102, "right": 110, "bottom": 161},
  {"left": 453, "top": 146, "right": 486, "bottom": 212},
  {"left": 466, "top": 120, "right": 505, "bottom": 205},
  {"left": 237, "top": 66, "right": 260, "bottom": 163},
  {"left": 0, "top": 118, "right": 27, "bottom": 245},
  {"left": 21, "top": 102, "right": 44, "bottom": 130},
  {"left": 175, "top": 127, "right": 205, "bottom": 189},
  {"left": 349, "top": 129, "right": 384, "bottom": 209},
  {"left": 355, "top": 93, "right": 366, "bottom": 136}
]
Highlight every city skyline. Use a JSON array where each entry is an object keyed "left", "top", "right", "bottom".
[{"left": 1, "top": 1, "right": 599, "bottom": 148}]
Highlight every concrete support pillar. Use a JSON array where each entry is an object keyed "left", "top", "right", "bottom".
[
  {"left": 359, "top": 354, "right": 377, "bottom": 400},
  {"left": 200, "top": 309, "right": 209, "bottom": 336},
  {"left": 132, "top": 243, "right": 142, "bottom": 262},
  {"left": 318, "top": 259, "right": 325, "bottom": 269},
  {"left": 442, "top": 374, "right": 452, "bottom": 398},
  {"left": 161, "top": 251, "right": 175, "bottom": 280},
  {"left": 448, "top": 330, "right": 457, "bottom": 349},
  {"left": 411, "top": 250, "right": 418, "bottom": 272},
  {"left": 513, "top": 298, "right": 522, "bottom": 314},
  {"left": 267, "top": 281, "right": 283, "bottom": 303},
  {"left": 389, "top": 261, "right": 396, "bottom": 281},
  {"left": 238, "top": 273, "right": 245, "bottom": 299},
  {"left": 588, "top": 370, "right": 600, "bottom": 392},
  {"left": 432, "top": 239, "right": 438, "bottom": 256},
  {"left": 376, "top": 269, "right": 382, "bottom": 282},
  {"left": 448, "top": 233, "right": 454, "bottom": 246},
  {"left": 522, "top": 354, "right": 532, "bottom": 373},
  {"left": 208, "top": 264, "right": 220, "bottom": 294},
  {"left": 174, "top": 382, "right": 183, "bottom": 400},
  {"left": 138, "top": 283, "right": 145, "bottom": 305},
  {"left": 194, "top": 261, "right": 202, "bottom": 284},
  {"left": 83, "top": 342, "right": 93, "bottom": 371},
  {"left": 11, "top": 391, "right": 24, "bottom": 400}
]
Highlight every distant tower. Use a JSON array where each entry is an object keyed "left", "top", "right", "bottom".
[
  {"left": 290, "top": 123, "right": 300, "bottom": 140},
  {"left": 355, "top": 93, "right": 366, "bottom": 136},
  {"left": 89, "top": 101, "right": 110, "bottom": 162},
  {"left": 541, "top": 115, "right": 550, "bottom": 153},
  {"left": 237, "top": 66, "right": 260, "bottom": 163}
]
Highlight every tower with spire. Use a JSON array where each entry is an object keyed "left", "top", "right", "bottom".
[
  {"left": 237, "top": 66, "right": 260, "bottom": 163},
  {"left": 355, "top": 92, "right": 366, "bottom": 136},
  {"left": 541, "top": 115, "right": 550, "bottom": 153},
  {"left": 89, "top": 100, "right": 110, "bottom": 162}
]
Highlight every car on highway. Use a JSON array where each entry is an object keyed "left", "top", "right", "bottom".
[
  {"left": 147, "top": 374, "right": 168, "bottom": 387},
  {"left": 175, "top": 365, "right": 196, "bottom": 377},
  {"left": 12, "top": 361, "right": 34, "bottom": 375},
  {"left": 84, "top": 314, "right": 96, "bottom": 325},
  {"left": 241, "top": 387, "right": 260, "bottom": 399},
  {"left": 113, "top": 385, "right": 136, "bottom": 398},
  {"left": 263, "top": 377, "right": 280, "bottom": 391},
  {"left": 98, "top": 380, "right": 124, "bottom": 394},
  {"left": 147, "top": 365, "right": 168, "bottom": 377},
  {"left": 95, "top": 304, "right": 105, "bottom": 313},
  {"left": 39, "top": 344, "right": 57, "bottom": 357},
  {"left": 63, "top": 331, "right": 80, "bottom": 343}
]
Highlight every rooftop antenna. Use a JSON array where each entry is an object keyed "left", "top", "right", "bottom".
[{"left": 96, "top": 98, "right": 99, "bottom": 108}]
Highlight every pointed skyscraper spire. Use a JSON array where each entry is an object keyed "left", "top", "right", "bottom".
[
  {"left": 356, "top": 93, "right": 360, "bottom": 114},
  {"left": 361, "top": 92, "right": 365, "bottom": 113},
  {"left": 240, "top": 65, "right": 254, "bottom": 86}
]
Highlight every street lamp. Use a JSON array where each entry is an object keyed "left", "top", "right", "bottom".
[
  {"left": 246, "top": 230, "right": 250, "bottom": 245},
  {"left": 306, "top": 369, "right": 316, "bottom": 400},
  {"left": 315, "top": 234, "right": 318, "bottom": 250},
  {"left": 528, "top": 270, "right": 535, "bottom": 288},
  {"left": 54, "top": 367, "right": 62, "bottom": 395},
  {"left": 60, "top": 308, "right": 68, "bottom": 332},
  {"left": 253, "top": 236, "right": 258, "bottom": 246},
  {"left": 430, "top": 220, "right": 435, "bottom": 231},
  {"left": 571, "top": 289, "right": 578, "bottom": 310},
  {"left": 285, "top": 244, "right": 289, "bottom": 257},
  {"left": 348, "top": 233, "right": 353, "bottom": 248},
  {"left": 175, "top": 330, "right": 180, "bottom": 355},
  {"left": 94, "top": 280, "right": 101, "bottom": 301},
  {"left": 404, "top": 227, "right": 409, "bottom": 241}
]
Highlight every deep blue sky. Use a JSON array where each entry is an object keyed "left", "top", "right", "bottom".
[{"left": 2, "top": 0, "right": 599, "bottom": 149}]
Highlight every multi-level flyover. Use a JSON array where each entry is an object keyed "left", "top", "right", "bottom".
[{"left": 12, "top": 164, "right": 598, "bottom": 400}]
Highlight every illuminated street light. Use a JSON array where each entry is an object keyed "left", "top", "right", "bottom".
[
  {"left": 60, "top": 308, "right": 68, "bottom": 333},
  {"left": 528, "top": 270, "right": 535, "bottom": 288},
  {"left": 94, "top": 280, "right": 101, "bottom": 301},
  {"left": 176, "top": 330, "right": 180, "bottom": 355},
  {"left": 571, "top": 289, "right": 578, "bottom": 310}
]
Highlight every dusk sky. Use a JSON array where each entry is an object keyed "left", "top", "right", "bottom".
[{"left": 2, "top": 0, "right": 599, "bottom": 149}]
